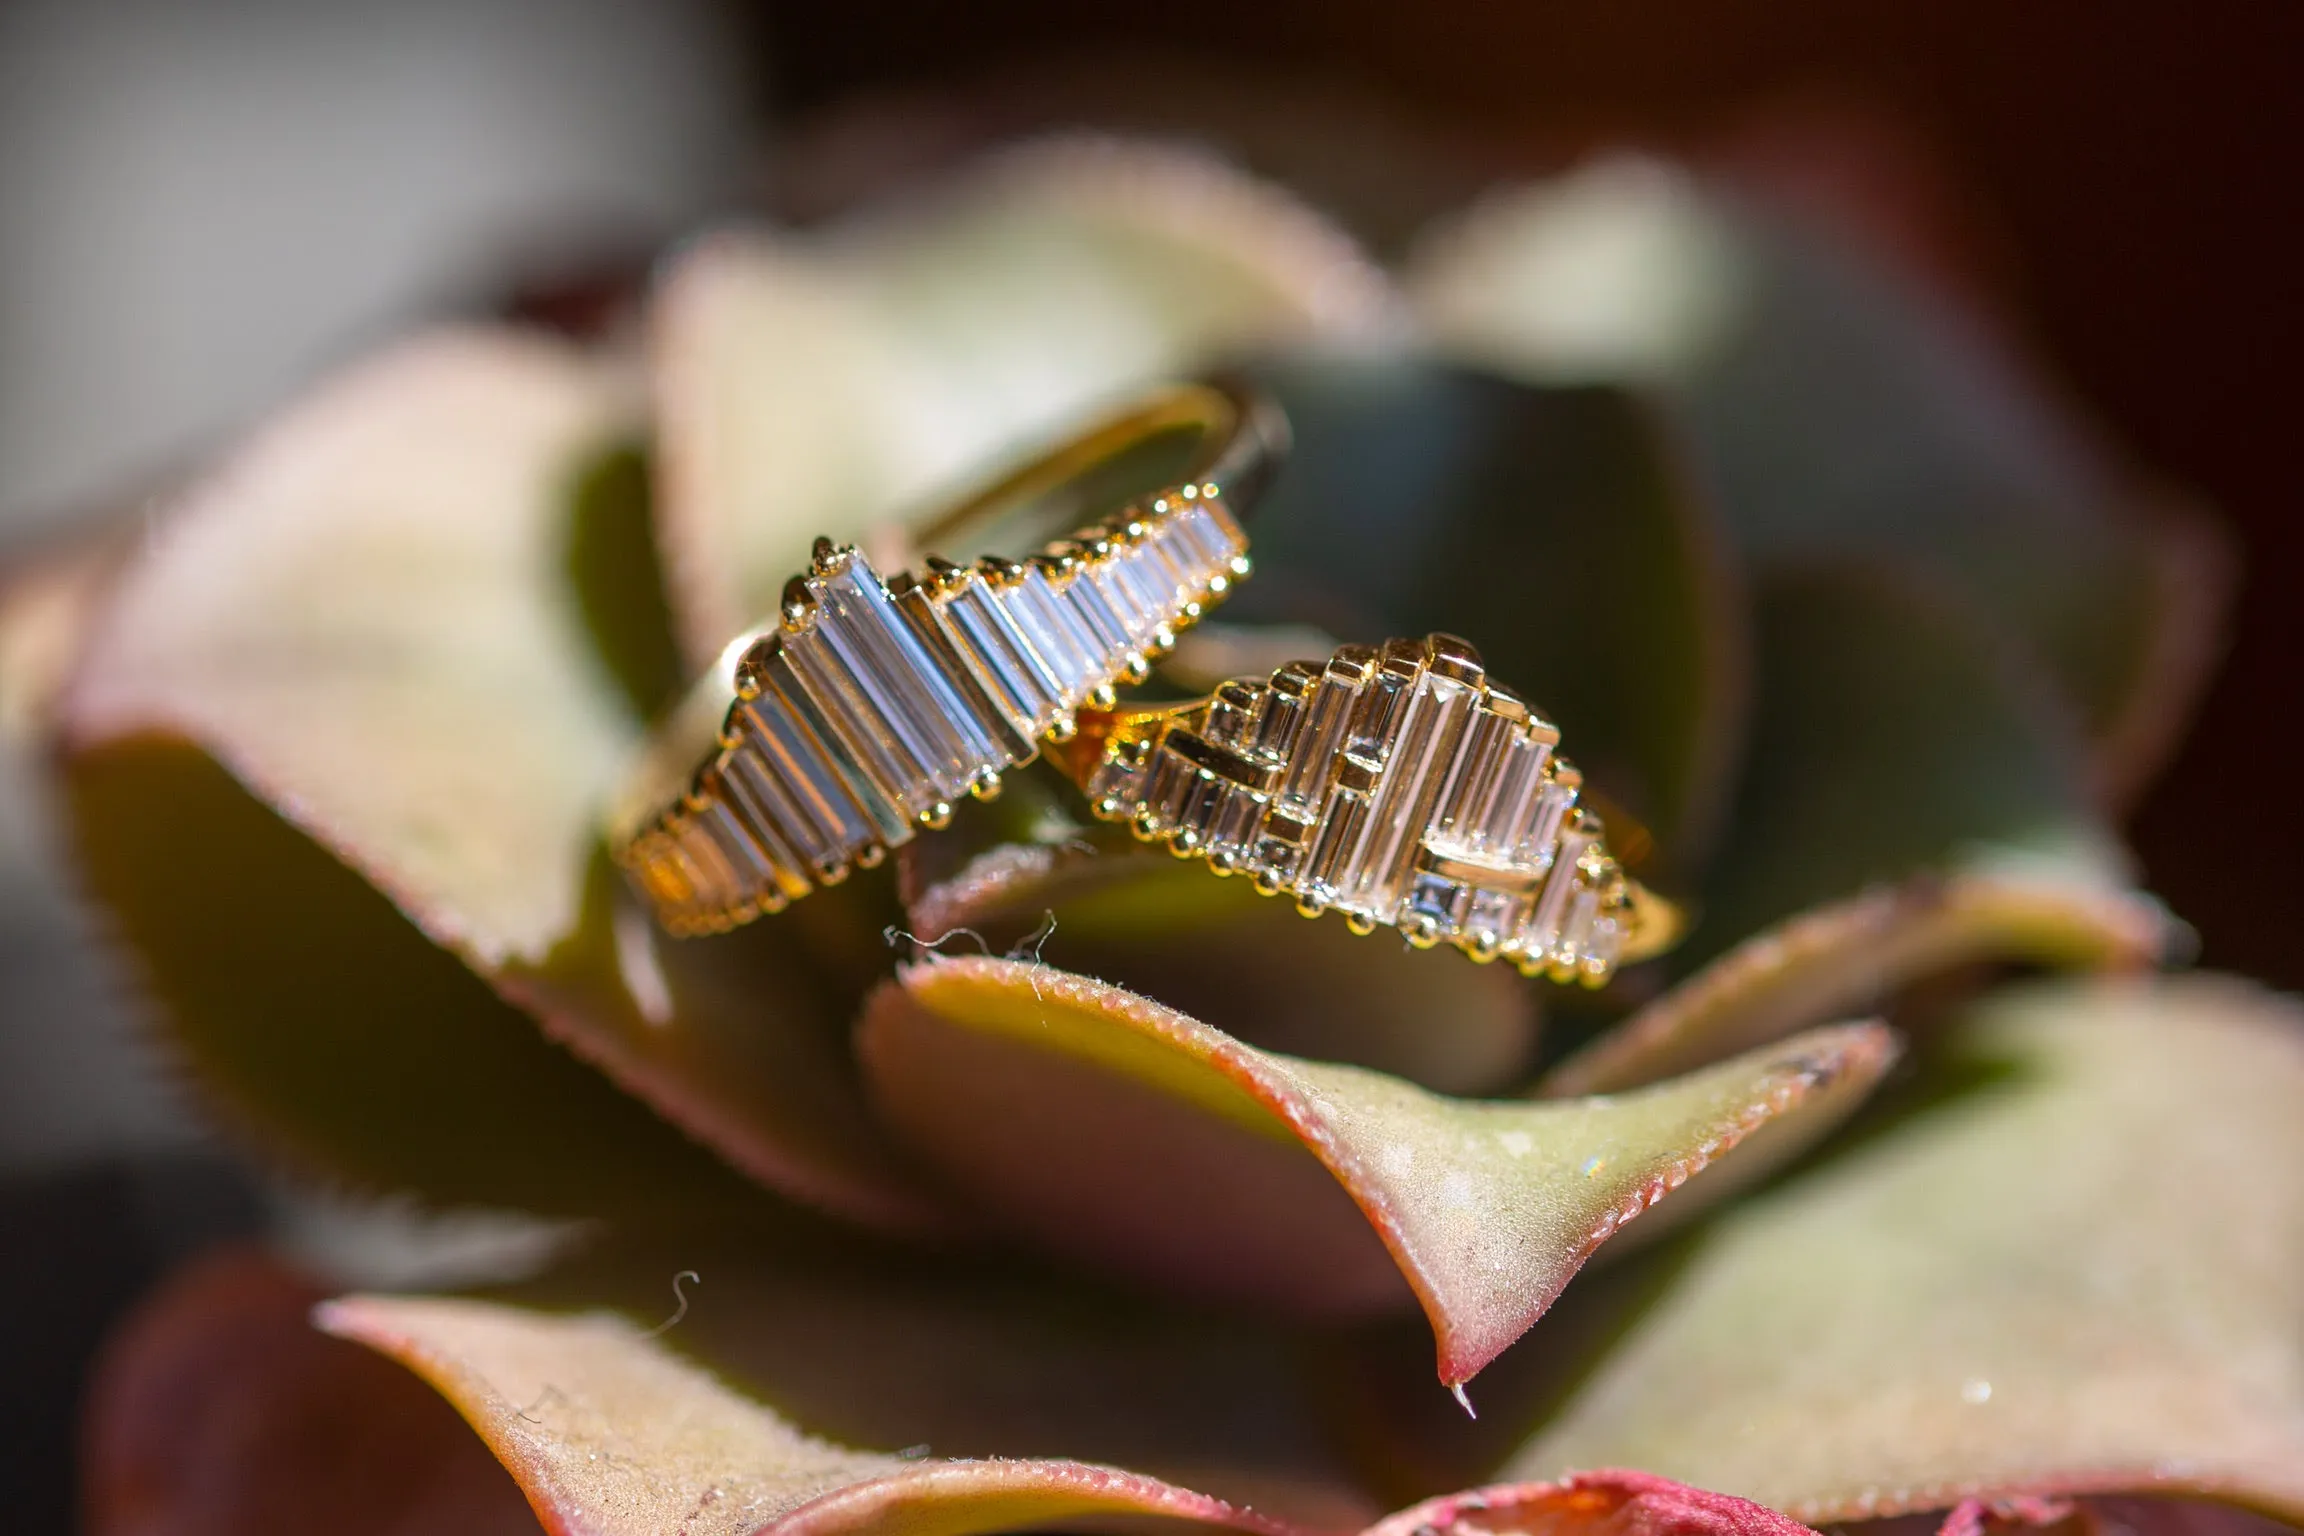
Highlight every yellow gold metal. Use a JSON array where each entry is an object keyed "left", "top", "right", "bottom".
[
  {"left": 1060, "top": 631, "right": 1683, "bottom": 985},
  {"left": 610, "top": 382, "right": 1282, "bottom": 937}
]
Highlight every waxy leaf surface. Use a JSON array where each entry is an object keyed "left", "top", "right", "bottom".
[
  {"left": 1408, "top": 157, "right": 2225, "bottom": 798},
  {"left": 500, "top": 1233, "right": 1378, "bottom": 1527},
  {"left": 651, "top": 137, "right": 1396, "bottom": 663},
  {"left": 908, "top": 838, "right": 1539, "bottom": 1094},
  {"left": 1224, "top": 357, "right": 1744, "bottom": 871},
  {"left": 1681, "top": 566, "right": 2116, "bottom": 970},
  {"left": 1367, "top": 1474, "right": 1822, "bottom": 1536},
  {"left": 1505, "top": 975, "right": 2304, "bottom": 1522},
  {"left": 321, "top": 1291, "right": 1309, "bottom": 1536},
  {"left": 57, "top": 332, "right": 941, "bottom": 1228},
  {"left": 861, "top": 956, "right": 1895, "bottom": 1385},
  {"left": 1544, "top": 870, "right": 2170, "bottom": 1095}
]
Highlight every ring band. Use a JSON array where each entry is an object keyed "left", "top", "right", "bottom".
[
  {"left": 612, "top": 383, "right": 1277, "bottom": 935},
  {"left": 1056, "top": 633, "right": 1683, "bottom": 984}
]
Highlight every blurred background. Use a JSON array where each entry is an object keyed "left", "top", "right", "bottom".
[{"left": 0, "top": 1, "right": 2296, "bottom": 1528}]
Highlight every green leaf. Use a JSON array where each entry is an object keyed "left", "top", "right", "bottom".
[
  {"left": 860, "top": 956, "right": 1894, "bottom": 1385},
  {"left": 68, "top": 741, "right": 773, "bottom": 1220},
  {"left": 1407, "top": 158, "right": 2228, "bottom": 799},
  {"left": 649, "top": 136, "right": 1396, "bottom": 665},
  {"left": 1503, "top": 975, "right": 2304, "bottom": 1523},
  {"left": 907, "top": 839, "right": 1539, "bottom": 1095},
  {"left": 1224, "top": 355, "right": 1745, "bottom": 872},
  {"left": 1543, "top": 870, "right": 2172, "bottom": 1096},
  {"left": 320, "top": 1291, "right": 1318, "bottom": 1536},
  {"left": 498, "top": 1232, "right": 1379, "bottom": 1527},
  {"left": 57, "top": 331, "right": 941, "bottom": 1229},
  {"left": 1683, "top": 566, "right": 2119, "bottom": 967}
]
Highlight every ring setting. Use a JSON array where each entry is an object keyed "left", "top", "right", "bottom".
[{"left": 1057, "top": 632, "right": 1679, "bottom": 984}]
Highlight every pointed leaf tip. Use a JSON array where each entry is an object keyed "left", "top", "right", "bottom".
[{"left": 865, "top": 955, "right": 1897, "bottom": 1384}]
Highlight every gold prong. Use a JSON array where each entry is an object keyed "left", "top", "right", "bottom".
[
  {"left": 968, "top": 768, "right": 1002, "bottom": 801},
  {"left": 854, "top": 843, "right": 886, "bottom": 869},
  {"left": 920, "top": 802, "right": 954, "bottom": 831},
  {"left": 1344, "top": 913, "right": 1378, "bottom": 937}
]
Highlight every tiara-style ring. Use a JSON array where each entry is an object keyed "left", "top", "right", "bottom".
[
  {"left": 611, "top": 383, "right": 1281, "bottom": 935},
  {"left": 1055, "top": 633, "right": 1683, "bottom": 984}
]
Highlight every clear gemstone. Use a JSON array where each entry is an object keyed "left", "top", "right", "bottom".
[
  {"left": 1345, "top": 672, "right": 1477, "bottom": 918},
  {"left": 997, "top": 566, "right": 1104, "bottom": 699},
  {"left": 1522, "top": 823, "right": 1597, "bottom": 955},
  {"left": 1407, "top": 870, "right": 1468, "bottom": 934},
  {"left": 1277, "top": 669, "right": 1358, "bottom": 812},
  {"left": 1520, "top": 775, "right": 1577, "bottom": 868},
  {"left": 1059, "top": 565, "right": 1132, "bottom": 668},
  {"left": 712, "top": 765, "right": 812, "bottom": 902},
  {"left": 1463, "top": 886, "right": 1522, "bottom": 945},
  {"left": 1210, "top": 785, "right": 1264, "bottom": 854},
  {"left": 737, "top": 663, "right": 892, "bottom": 863},
  {"left": 788, "top": 554, "right": 1004, "bottom": 809},
  {"left": 1558, "top": 885, "right": 1601, "bottom": 962},
  {"left": 1301, "top": 784, "right": 1372, "bottom": 911},
  {"left": 937, "top": 578, "right": 1065, "bottom": 734}
]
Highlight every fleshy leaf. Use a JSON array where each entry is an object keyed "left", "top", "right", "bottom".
[
  {"left": 1682, "top": 566, "right": 2117, "bottom": 968},
  {"left": 1366, "top": 1474, "right": 1822, "bottom": 1536},
  {"left": 861, "top": 956, "right": 1895, "bottom": 1385},
  {"left": 320, "top": 1291, "right": 1315, "bottom": 1536},
  {"left": 651, "top": 135, "right": 1397, "bottom": 663},
  {"left": 1224, "top": 354, "right": 1744, "bottom": 871},
  {"left": 1407, "top": 157, "right": 2226, "bottom": 798},
  {"left": 908, "top": 839, "right": 1539, "bottom": 1094},
  {"left": 84, "top": 1247, "right": 538, "bottom": 1535},
  {"left": 57, "top": 331, "right": 940, "bottom": 1228},
  {"left": 498, "top": 1232, "right": 1379, "bottom": 1528},
  {"left": 1543, "top": 870, "right": 2172, "bottom": 1096},
  {"left": 1499, "top": 974, "right": 2304, "bottom": 1523}
]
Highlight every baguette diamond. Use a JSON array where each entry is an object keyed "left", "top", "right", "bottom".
[{"left": 1075, "top": 633, "right": 1661, "bottom": 984}]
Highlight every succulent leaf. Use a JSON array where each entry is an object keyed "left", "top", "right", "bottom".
[
  {"left": 499, "top": 1232, "right": 1377, "bottom": 1526},
  {"left": 1543, "top": 870, "right": 2172, "bottom": 1096},
  {"left": 320, "top": 1290, "right": 1317, "bottom": 1536},
  {"left": 1503, "top": 976, "right": 2304, "bottom": 1522},
  {"left": 907, "top": 839, "right": 1539, "bottom": 1095},
  {"left": 1407, "top": 158, "right": 2227, "bottom": 797},
  {"left": 1683, "top": 566, "right": 2121, "bottom": 969},
  {"left": 650, "top": 136, "right": 1398, "bottom": 665},
  {"left": 861, "top": 956, "right": 1896, "bottom": 1385}
]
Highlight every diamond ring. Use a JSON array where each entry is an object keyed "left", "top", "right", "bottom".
[
  {"left": 1055, "top": 633, "right": 1683, "bottom": 983},
  {"left": 611, "top": 383, "right": 1281, "bottom": 935}
]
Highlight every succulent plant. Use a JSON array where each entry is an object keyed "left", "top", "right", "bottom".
[{"left": 12, "top": 138, "right": 2294, "bottom": 1536}]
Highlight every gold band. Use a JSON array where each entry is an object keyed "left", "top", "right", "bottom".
[
  {"left": 611, "top": 384, "right": 1279, "bottom": 935},
  {"left": 1055, "top": 633, "right": 1683, "bottom": 984}
]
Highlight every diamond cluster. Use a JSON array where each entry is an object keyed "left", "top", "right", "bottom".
[
  {"left": 625, "top": 492, "right": 1248, "bottom": 933},
  {"left": 1085, "top": 635, "right": 1638, "bottom": 982}
]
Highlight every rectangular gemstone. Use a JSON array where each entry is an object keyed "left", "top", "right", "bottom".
[
  {"left": 1250, "top": 671, "right": 1308, "bottom": 761},
  {"left": 711, "top": 766, "right": 813, "bottom": 903},
  {"left": 691, "top": 797, "right": 777, "bottom": 903},
  {"left": 737, "top": 670, "right": 892, "bottom": 866},
  {"left": 1204, "top": 681, "right": 1258, "bottom": 749},
  {"left": 999, "top": 566, "right": 1104, "bottom": 698},
  {"left": 1058, "top": 565, "right": 1132, "bottom": 668},
  {"left": 1463, "top": 886, "right": 1523, "bottom": 946},
  {"left": 1209, "top": 783, "right": 1263, "bottom": 854},
  {"left": 1407, "top": 870, "right": 1469, "bottom": 934},
  {"left": 1301, "top": 784, "right": 1373, "bottom": 911},
  {"left": 1558, "top": 884, "right": 1602, "bottom": 963},
  {"left": 1343, "top": 672, "right": 1477, "bottom": 918},
  {"left": 1520, "top": 776, "right": 1577, "bottom": 869},
  {"left": 1132, "top": 529, "right": 1194, "bottom": 607},
  {"left": 1522, "top": 823, "right": 1597, "bottom": 955},
  {"left": 789, "top": 554, "right": 1001, "bottom": 808},
  {"left": 935, "top": 578, "right": 1065, "bottom": 734},
  {"left": 1142, "top": 746, "right": 1192, "bottom": 832},
  {"left": 1276, "top": 669, "right": 1358, "bottom": 812},
  {"left": 672, "top": 817, "right": 737, "bottom": 911}
]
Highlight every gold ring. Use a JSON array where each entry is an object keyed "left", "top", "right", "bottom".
[
  {"left": 611, "top": 383, "right": 1281, "bottom": 935},
  {"left": 1052, "top": 633, "right": 1683, "bottom": 984}
]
